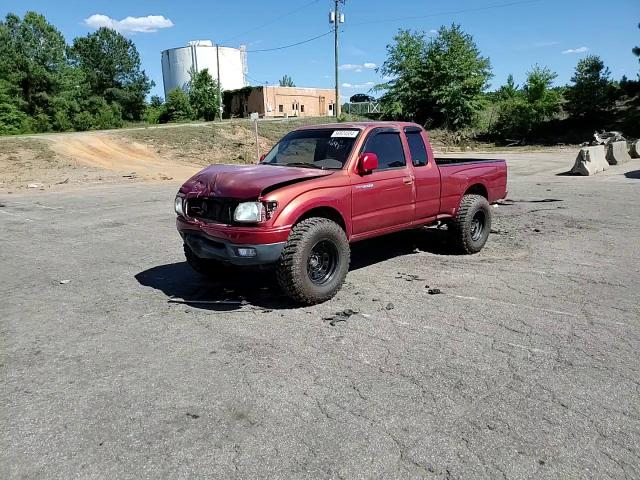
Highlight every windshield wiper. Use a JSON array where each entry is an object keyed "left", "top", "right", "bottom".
[{"left": 279, "top": 162, "right": 325, "bottom": 170}]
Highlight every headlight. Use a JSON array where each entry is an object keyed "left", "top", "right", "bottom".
[
  {"left": 234, "top": 202, "right": 264, "bottom": 223},
  {"left": 174, "top": 195, "right": 185, "bottom": 216}
]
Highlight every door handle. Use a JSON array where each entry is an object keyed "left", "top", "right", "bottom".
[{"left": 403, "top": 176, "right": 414, "bottom": 185}]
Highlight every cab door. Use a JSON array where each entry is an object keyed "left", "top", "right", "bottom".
[
  {"left": 404, "top": 126, "right": 441, "bottom": 221},
  {"left": 350, "top": 128, "right": 415, "bottom": 235}
]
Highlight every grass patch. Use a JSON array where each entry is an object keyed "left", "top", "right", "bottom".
[
  {"left": 117, "top": 117, "right": 340, "bottom": 166},
  {"left": 0, "top": 137, "right": 56, "bottom": 167}
]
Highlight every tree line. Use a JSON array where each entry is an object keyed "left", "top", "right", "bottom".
[
  {"left": 0, "top": 11, "right": 221, "bottom": 135},
  {"left": 376, "top": 24, "right": 640, "bottom": 142}
]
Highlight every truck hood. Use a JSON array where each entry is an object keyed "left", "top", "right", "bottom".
[{"left": 179, "top": 164, "right": 334, "bottom": 199}]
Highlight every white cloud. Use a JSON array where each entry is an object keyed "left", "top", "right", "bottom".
[
  {"left": 84, "top": 14, "right": 174, "bottom": 33},
  {"left": 339, "top": 62, "right": 377, "bottom": 71},
  {"left": 562, "top": 46, "right": 589, "bottom": 54},
  {"left": 428, "top": 29, "right": 438, "bottom": 35},
  {"left": 342, "top": 81, "right": 375, "bottom": 89}
]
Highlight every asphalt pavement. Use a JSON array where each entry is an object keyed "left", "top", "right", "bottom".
[{"left": 2, "top": 152, "right": 639, "bottom": 479}]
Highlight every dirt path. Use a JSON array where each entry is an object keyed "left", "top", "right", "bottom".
[
  {"left": 0, "top": 130, "right": 204, "bottom": 194},
  {"left": 50, "top": 133, "right": 200, "bottom": 181}
]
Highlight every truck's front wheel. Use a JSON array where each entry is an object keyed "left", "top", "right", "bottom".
[
  {"left": 449, "top": 194, "right": 492, "bottom": 254},
  {"left": 277, "top": 218, "right": 350, "bottom": 305}
]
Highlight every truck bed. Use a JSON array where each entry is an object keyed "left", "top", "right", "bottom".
[
  {"left": 435, "top": 157, "right": 503, "bottom": 166},
  {"left": 435, "top": 158, "right": 508, "bottom": 212}
]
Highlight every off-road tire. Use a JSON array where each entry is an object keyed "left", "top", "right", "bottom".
[
  {"left": 183, "top": 243, "right": 225, "bottom": 276},
  {"left": 276, "top": 218, "right": 350, "bottom": 305},
  {"left": 449, "top": 194, "right": 492, "bottom": 254}
]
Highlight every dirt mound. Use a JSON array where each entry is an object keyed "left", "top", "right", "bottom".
[{"left": 51, "top": 133, "right": 200, "bottom": 181}]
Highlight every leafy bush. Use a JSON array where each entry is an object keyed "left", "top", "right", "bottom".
[
  {"left": 0, "top": 100, "right": 29, "bottom": 134},
  {"left": 31, "top": 112, "right": 52, "bottom": 133},
  {"left": 72, "top": 111, "right": 94, "bottom": 131},
  {"left": 144, "top": 105, "right": 164, "bottom": 124},
  {"left": 492, "top": 66, "right": 562, "bottom": 141},
  {"left": 492, "top": 98, "right": 534, "bottom": 139},
  {"left": 93, "top": 102, "right": 123, "bottom": 130},
  {"left": 188, "top": 69, "right": 220, "bottom": 121},
  {"left": 52, "top": 110, "right": 73, "bottom": 132},
  {"left": 164, "top": 88, "right": 193, "bottom": 122}
]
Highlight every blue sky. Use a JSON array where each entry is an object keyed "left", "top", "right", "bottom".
[{"left": 2, "top": 0, "right": 639, "bottom": 100}]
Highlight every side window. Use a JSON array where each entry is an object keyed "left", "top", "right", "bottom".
[
  {"left": 363, "top": 132, "right": 406, "bottom": 170},
  {"left": 405, "top": 130, "right": 428, "bottom": 166}
]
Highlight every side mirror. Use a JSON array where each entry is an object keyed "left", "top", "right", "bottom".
[
  {"left": 259, "top": 154, "right": 266, "bottom": 163},
  {"left": 358, "top": 152, "right": 378, "bottom": 175}
]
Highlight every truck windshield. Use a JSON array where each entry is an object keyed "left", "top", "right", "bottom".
[{"left": 261, "top": 129, "right": 359, "bottom": 170}]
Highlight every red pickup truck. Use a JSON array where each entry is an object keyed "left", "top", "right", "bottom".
[{"left": 175, "top": 121, "right": 507, "bottom": 304}]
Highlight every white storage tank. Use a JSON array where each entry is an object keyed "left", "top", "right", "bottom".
[{"left": 161, "top": 41, "right": 247, "bottom": 97}]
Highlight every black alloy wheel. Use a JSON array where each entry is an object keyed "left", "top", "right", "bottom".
[
  {"left": 470, "top": 210, "right": 486, "bottom": 242},
  {"left": 307, "top": 240, "right": 339, "bottom": 285}
]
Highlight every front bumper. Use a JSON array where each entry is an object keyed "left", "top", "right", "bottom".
[{"left": 180, "top": 231, "right": 285, "bottom": 266}]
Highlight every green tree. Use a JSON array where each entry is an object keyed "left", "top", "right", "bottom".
[
  {"left": 0, "top": 12, "right": 69, "bottom": 131},
  {"left": 188, "top": 69, "right": 220, "bottom": 120},
  {"left": 149, "top": 95, "right": 164, "bottom": 108},
  {"left": 492, "top": 65, "right": 562, "bottom": 140},
  {"left": 377, "top": 25, "right": 492, "bottom": 129},
  {"left": 0, "top": 80, "right": 29, "bottom": 134},
  {"left": 496, "top": 74, "right": 519, "bottom": 101},
  {"left": 523, "top": 66, "right": 562, "bottom": 124},
  {"left": 164, "top": 88, "right": 193, "bottom": 122},
  {"left": 565, "top": 55, "right": 614, "bottom": 121},
  {"left": 279, "top": 75, "right": 295, "bottom": 87},
  {"left": 145, "top": 95, "right": 165, "bottom": 124},
  {"left": 376, "top": 30, "right": 429, "bottom": 120},
  {"left": 69, "top": 27, "right": 153, "bottom": 121}
]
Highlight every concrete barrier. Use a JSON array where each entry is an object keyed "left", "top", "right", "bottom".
[
  {"left": 605, "top": 141, "right": 631, "bottom": 165},
  {"left": 571, "top": 145, "right": 608, "bottom": 176},
  {"left": 629, "top": 139, "right": 640, "bottom": 159}
]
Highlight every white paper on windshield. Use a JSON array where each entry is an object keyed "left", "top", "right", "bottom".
[{"left": 331, "top": 130, "right": 359, "bottom": 138}]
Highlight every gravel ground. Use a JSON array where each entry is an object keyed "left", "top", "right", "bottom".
[{"left": 1, "top": 152, "right": 639, "bottom": 479}]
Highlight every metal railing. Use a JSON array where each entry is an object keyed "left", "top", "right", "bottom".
[{"left": 343, "top": 102, "right": 381, "bottom": 115}]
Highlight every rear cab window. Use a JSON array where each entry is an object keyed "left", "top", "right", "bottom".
[
  {"left": 361, "top": 131, "right": 406, "bottom": 170},
  {"left": 404, "top": 127, "right": 428, "bottom": 167}
]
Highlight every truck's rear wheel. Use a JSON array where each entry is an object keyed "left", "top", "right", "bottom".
[
  {"left": 449, "top": 194, "right": 491, "bottom": 254},
  {"left": 276, "top": 218, "right": 350, "bottom": 305},
  {"left": 183, "top": 243, "right": 224, "bottom": 276}
]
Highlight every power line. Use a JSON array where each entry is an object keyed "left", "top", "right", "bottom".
[
  {"left": 245, "top": 73, "right": 268, "bottom": 85},
  {"left": 224, "top": 0, "right": 321, "bottom": 43},
  {"left": 246, "top": 30, "right": 333, "bottom": 53},
  {"left": 350, "top": 0, "right": 543, "bottom": 27}
]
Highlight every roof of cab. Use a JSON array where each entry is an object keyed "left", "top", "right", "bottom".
[{"left": 295, "top": 121, "right": 423, "bottom": 131}]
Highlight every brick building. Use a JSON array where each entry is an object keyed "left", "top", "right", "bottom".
[{"left": 225, "top": 86, "right": 336, "bottom": 118}]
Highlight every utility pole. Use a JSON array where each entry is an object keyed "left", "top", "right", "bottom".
[
  {"left": 216, "top": 44, "right": 223, "bottom": 122},
  {"left": 331, "top": 1, "right": 345, "bottom": 117}
]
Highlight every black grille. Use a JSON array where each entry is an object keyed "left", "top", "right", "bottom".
[{"left": 186, "top": 197, "right": 239, "bottom": 224}]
